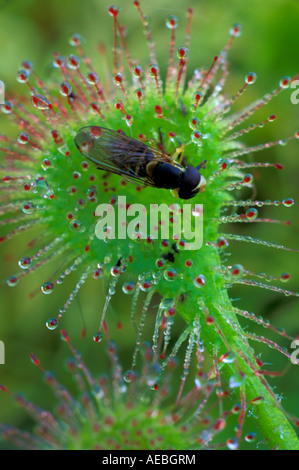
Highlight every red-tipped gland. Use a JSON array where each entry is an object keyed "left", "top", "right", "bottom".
[
  {"left": 281, "top": 272, "right": 290, "bottom": 280},
  {"left": 18, "top": 132, "right": 30, "bottom": 144},
  {"left": 17, "top": 71, "right": 28, "bottom": 84},
  {"left": 60, "top": 82, "right": 72, "bottom": 97},
  {"left": 214, "top": 418, "right": 226, "bottom": 432},
  {"left": 194, "top": 92, "right": 203, "bottom": 108},
  {"left": 166, "top": 15, "right": 178, "bottom": 30},
  {"left": 67, "top": 55, "right": 80, "bottom": 70},
  {"left": 133, "top": 65, "right": 143, "bottom": 77},
  {"left": 230, "top": 23, "right": 242, "bottom": 38},
  {"left": 154, "top": 105, "right": 163, "bottom": 117},
  {"left": 32, "top": 94, "right": 52, "bottom": 110},
  {"left": 150, "top": 65, "right": 159, "bottom": 77},
  {"left": 114, "top": 72, "right": 123, "bottom": 85},
  {"left": 279, "top": 76, "right": 291, "bottom": 89},
  {"left": 61, "top": 330, "right": 70, "bottom": 342},
  {"left": 177, "top": 47, "right": 188, "bottom": 59},
  {"left": 245, "top": 72, "right": 257, "bottom": 84},
  {"left": 69, "top": 34, "right": 82, "bottom": 47},
  {"left": 167, "top": 307, "right": 176, "bottom": 316},
  {"left": 30, "top": 353, "right": 40, "bottom": 366},
  {"left": 108, "top": 5, "right": 119, "bottom": 17},
  {"left": 283, "top": 198, "right": 294, "bottom": 207},
  {"left": 87, "top": 72, "right": 99, "bottom": 84},
  {"left": 243, "top": 174, "right": 253, "bottom": 184}
]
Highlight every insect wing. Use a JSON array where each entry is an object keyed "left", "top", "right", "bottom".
[{"left": 74, "top": 126, "right": 178, "bottom": 186}]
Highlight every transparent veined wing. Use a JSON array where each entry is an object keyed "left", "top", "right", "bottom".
[{"left": 74, "top": 126, "right": 177, "bottom": 187}]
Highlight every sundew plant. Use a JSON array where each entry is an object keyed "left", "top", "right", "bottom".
[{"left": 0, "top": 0, "right": 299, "bottom": 451}]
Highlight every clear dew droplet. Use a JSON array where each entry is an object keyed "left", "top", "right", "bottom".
[
  {"left": 125, "top": 115, "right": 133, "bottom": 126},
  {"left": 135, "top": 88, "right": 145, "bottom": 100},
  {"left": 221, "top": 352, "right": 235, "bottom": 363},
  {"left": 87, "top": 71, "right": 99, "bottom": 85},
  {"left": 32, "top": 178, "right": 54, "bottom": 199},
  {"left": 41, "top": 282, "right": 54, "bottom": 294},
  {"left": 217, "top": 237, "right": 229, "bottom": 249},
  {"left": 230, "top": 264, "right": 245, "bottom": 278},
  {"left": 69, "top": 33, "right": 83, "bottom": 47},
  {"left": 139, "top": 279, "right": 153, "bottom": 291},
  {"left": 18, "top": 256, "right": 32, "bottom": 269},
  {"left": 22, "top": 202, "right": 35, "bottom": 214},
  {"left": 160, "top": 298, "right": 174, "bottom": 310},
  {"left": 123, "top": 369, "right": 137, "bottom": 383},
  {"left": 32, "top": 94, "right": 52, "bottom": 110},
  {"left": 1, "top": 101, "right": 13, "bottom": 114},
  {"left": 155, "top": 258, "right": 166, "bottom": 269},
  {"left": 245, "top": 208, "right": 258, "bottom": 220},
  {"left": 53, "top": 55, "right": 64, "bottom": 68},
  {"left": 226, "top": 437, "right": 239, "bottom": 450},
  {"left": 163, "top": 268, "right": 177, "bottom": 281},
  {"left": 42, "top": 158, "right": 51, "bottom": 170},
  {"left": 279, "top": 76, "right": 291, "bottom": 89},
  {"left": 75, "top": 198, "right": 86, "bottom": 211},
  {"left": 110, "top": 265, "right": 121, "bottom": 277},
  {"left": 7, "top": 276, "right": 18, "bottom": 287},
  {"left": 191, "top": 130, "right": 202, "bottom": 146},
  {"left": 230, "top": 23, "right": 242, "bottom": 37},
  {"left": 92, "top": 267, "right": 103, "bottom": 279},
  {"left": 16, "top": 70, "right": 28, "bottom": 83},
  {"left": 245, "top": 72, "right": 257, "bottom": 84},
  {"left": 193, "top": 274, "right": 206, "bottom": 288},
  {"left": 229, "top": 373, "right": 246, "bottom": 389},
  {"left": 189, "top": 116, "right": 201, "bottom": 130},
  {"left": 59, "top": 81, "right": 72, "bottom": 97},
  {"left": 166, "top": 15, "right": 178, "bottom": 29},
  {"left": 17, "top": 132, "right": 30, "bottom": 144},
  {"left": 245, "top": 432, "right": 256, "bottom": 442},
  {"left": 93, "top": 332, "right": 103, "bottom": 343},
  {"left": 67, "top": 55, "right": 80, "bottom": 70},
  {"left": 46, "top": 318, "right": 58, "bottom": 330},
  {"left": 149, "top": 64, "right": 159, "bottom": 77},
  {"left": 282, "top": 198, "right": 294, "bottom": 207},
  {"left": 69, "top": 219, "right": 85, "bottom": 233},
  {"left": 122, "top": 281, "right": 135, "bottom": 294},
  {"left": 177, "top": 47, "right": 188, "bottom": 59}
]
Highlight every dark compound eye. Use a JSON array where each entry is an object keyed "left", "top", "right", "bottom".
[
  {"left": 178, "top": 166, "right": 201, "bottom": 199},
  {"left": 182, "top": 166, "right": 201, "bottom": 188}
]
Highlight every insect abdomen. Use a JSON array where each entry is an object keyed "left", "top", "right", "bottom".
[
  {"left": 150, "top": 162, "right": 183, "bottom": 189},
  {"left": 128, "top": 147, "right": 155, "bottom": 178}
]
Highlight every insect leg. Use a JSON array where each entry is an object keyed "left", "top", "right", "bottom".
[
  {"left": 171, "top": 144, "right": 186, "bottom": 164},
  {"left": 196, "top": 159, "right": 207, "bottom": 170}
]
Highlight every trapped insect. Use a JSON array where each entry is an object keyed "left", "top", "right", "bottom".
[{"left": 74, "top": 126, "right": 206, "bottom": 199}]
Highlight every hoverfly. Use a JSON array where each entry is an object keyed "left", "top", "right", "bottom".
[{"left": 74, "top": 126, "right": 206, "bottom": 199}]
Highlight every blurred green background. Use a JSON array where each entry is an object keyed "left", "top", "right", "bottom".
[{"left": 0, "top": 0, "right": 298, "bottom": 447}]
